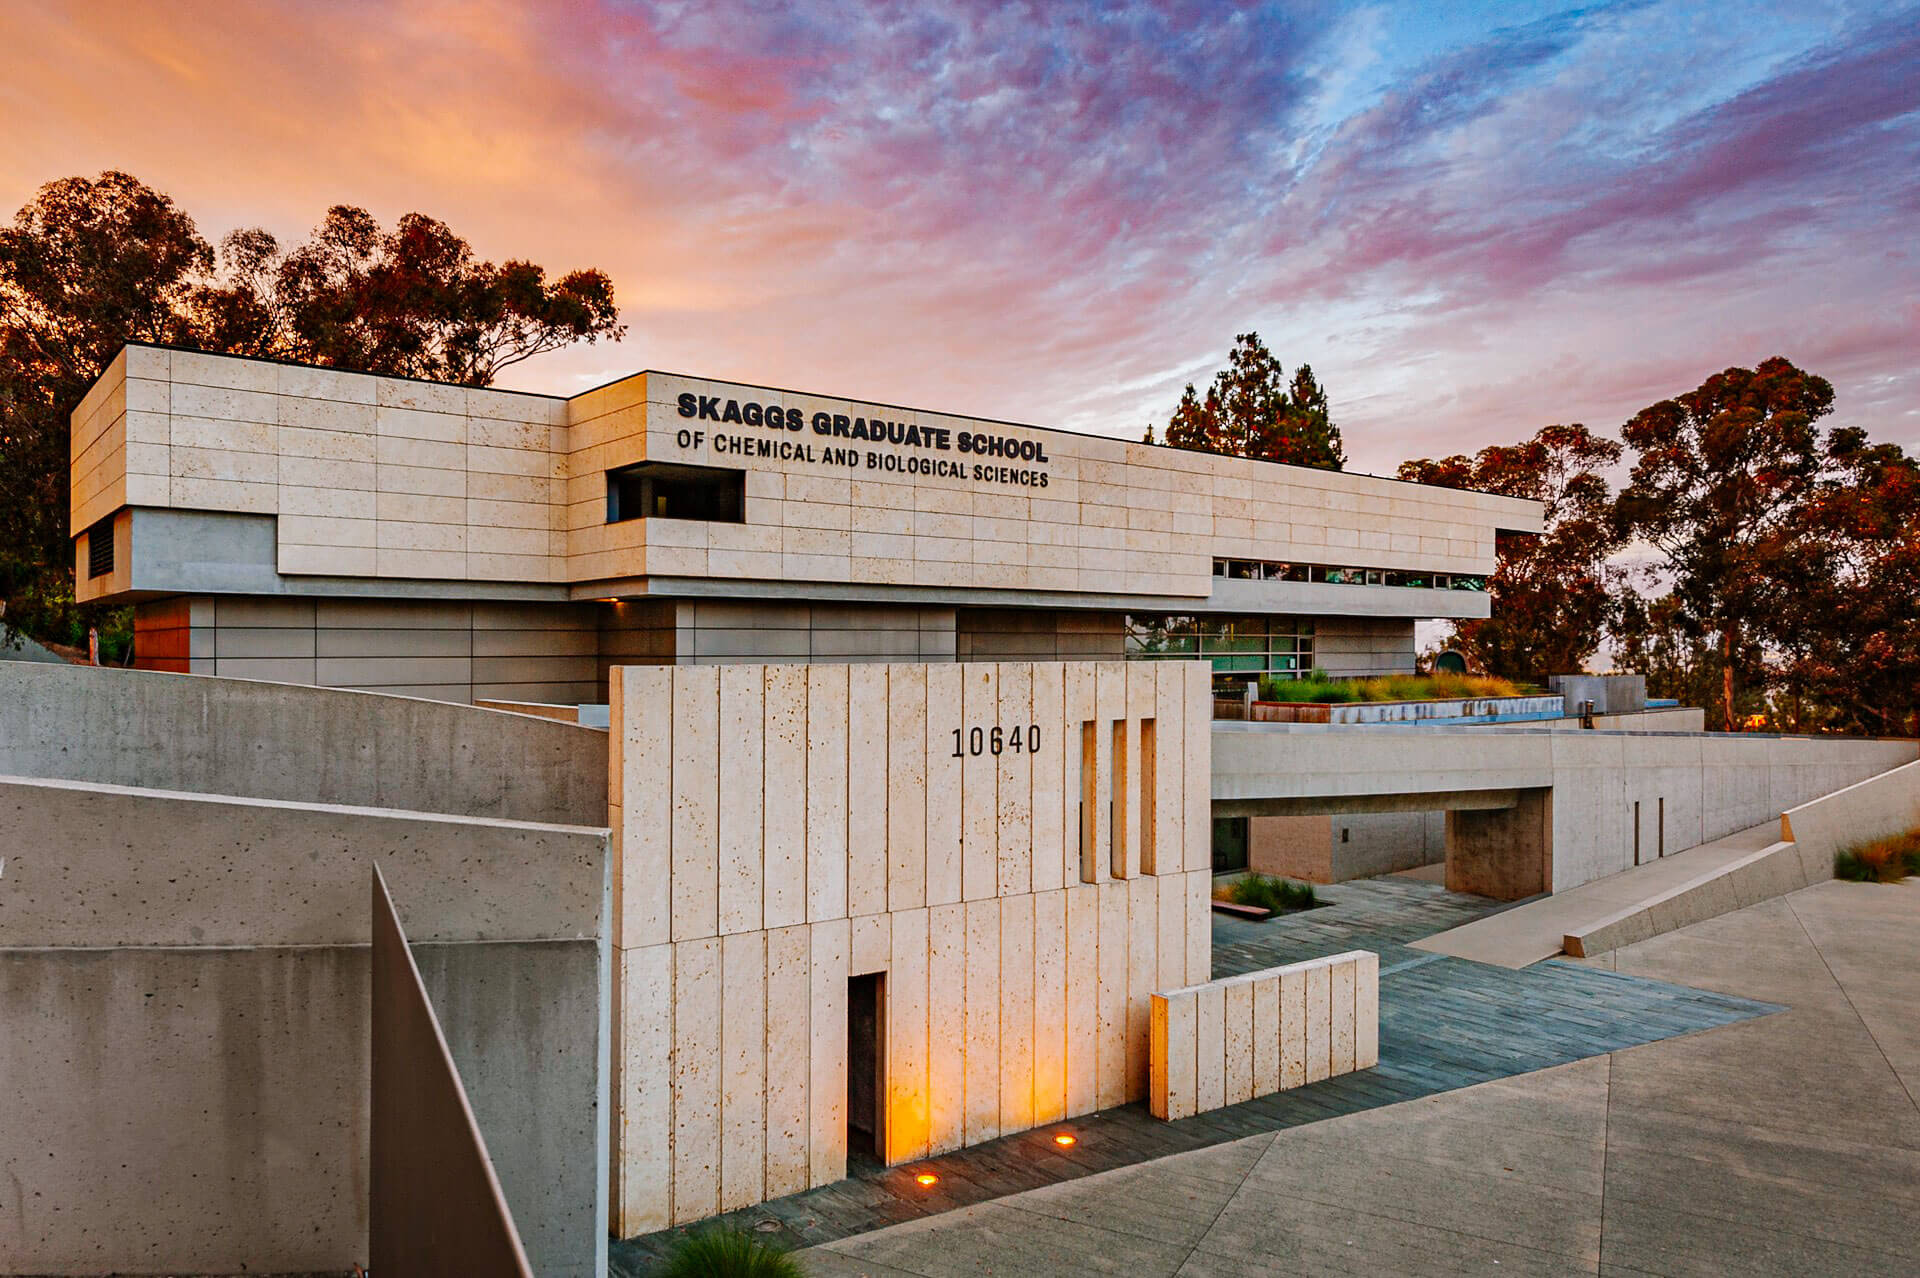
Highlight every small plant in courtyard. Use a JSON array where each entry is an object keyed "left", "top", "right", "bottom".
[
  {"left": 1833, "top": 829, "right": 1920, "bottom": 883},
  {"left": 658, "top": 1226, "right": 804, "bottom": 1278},
  {"left": 1225, "top": 873, "right": 1319, "bottom": 914},
  {"left": 1258, "top": 671, "right": 1526, "bottom": 704}
]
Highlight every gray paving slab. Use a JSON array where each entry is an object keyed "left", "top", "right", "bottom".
[{"left": 772, "top": 876, "right": 1920, "bottom": 1278}]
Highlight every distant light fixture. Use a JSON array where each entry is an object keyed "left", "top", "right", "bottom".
[
  {"left": 1052, "top": 1133, "right": 1077, "bottom": 1147},
  {"left": 914, "top": 1172, "right": 938, "bottom": 1187}
]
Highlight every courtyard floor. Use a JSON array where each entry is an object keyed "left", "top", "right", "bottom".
[
  {"left": 799, "top": 877, "right": 1920, "bottom": 1276},
  {"left": 609, "top": 876, "right": 1795, "bottom": 1274}
]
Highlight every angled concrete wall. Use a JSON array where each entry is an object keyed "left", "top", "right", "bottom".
[
  {"left": 1781, "top": 759, "right": 1920, "bottom": 878},
  {"left": 0, "top": 660, "right": 606, "bottom": 825},
  {"left": 0, "top": 773, "right": 609, "bottom": 1277}
]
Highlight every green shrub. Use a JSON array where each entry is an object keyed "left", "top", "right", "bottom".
[
  {"left": 1226, "top": 873, "right": 1319, "bottom": 914},
  {"left": 659, "top": 1227, "right": 804, "bottom": 1278},
  {"left": 1258, "top": 671, "right": 1525, "bottom": 704},
  {"left": 1834, "top": 829, "right": 1920, "bottom": 884}
]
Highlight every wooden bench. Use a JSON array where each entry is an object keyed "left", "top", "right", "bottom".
[{"left": 1210, "top": 899, "right": 1272, "bottom": 920}]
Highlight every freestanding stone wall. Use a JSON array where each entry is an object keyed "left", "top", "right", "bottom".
[
  {"left": 606, "top": 660, "right": 1215, "bottom": 1234},
  {"left": 1148, "top": 951, "right": 1380, "bottom": 1121}
]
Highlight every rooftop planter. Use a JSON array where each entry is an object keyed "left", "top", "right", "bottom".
[
  {"left": 1250, "top": 695, "right": 1565, "bottom": 724},
  {"left": 1244, "top": 672, "right": 1564, "bottom": 724}
]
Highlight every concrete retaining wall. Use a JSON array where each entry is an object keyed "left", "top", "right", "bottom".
[
  {"left": 1565, "top": 760, "right": 1920, "bottom": 957},
  {"left": 0, "top": 660, "right": 607, "bottom": 825},
  {"left": 0, "top": 773, "right": 609, "bottom": 1277},
  {"left": 1781, "top": 758, "right": 1920, "bottom": 877},
  {"left": 1212, "top": 723, "right": 1916, "bottom": 895},
  {"left": 1149, "top": 950, "right": 1378, "bottom": 1121}
]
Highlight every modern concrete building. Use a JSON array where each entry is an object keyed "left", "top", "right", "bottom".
[{"left": 69, "top": 344, "right": 1542, "bottom": 703}]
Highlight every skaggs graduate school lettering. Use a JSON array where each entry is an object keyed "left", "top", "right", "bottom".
[{"left": 678, "top": 391, "right": 1051, "bottom": 488}]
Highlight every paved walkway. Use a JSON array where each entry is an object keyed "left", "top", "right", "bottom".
[
  {"left": 802, "top": 878, "right": 1920, "bottom": 1276},
  {"left": 1411, "top": 818, "right": 1785, "bottom": 968},
  {"left": 609, "top": 879, "right": 1777, "bottom": 1274}
]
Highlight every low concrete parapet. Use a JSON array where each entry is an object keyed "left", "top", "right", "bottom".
[{"left": 1149, "top": 950, "right": 1378, "bottom": 1121}]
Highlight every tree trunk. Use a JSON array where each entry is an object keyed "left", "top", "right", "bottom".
[{"left": 1721, "top": 630, "right": 1735, "bottom": 733}]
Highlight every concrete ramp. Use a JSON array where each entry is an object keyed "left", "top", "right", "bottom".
[
  {"left": 1410, "top": 820, "right": 1790, "bottom": 968},
  {"left": 1415, "top": 758, "right": 1920, "bottom": 967}
]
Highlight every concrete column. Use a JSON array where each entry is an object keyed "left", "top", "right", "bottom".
[
  {"left": 926, "top": 902, "right": 967, "bottom": 1154},
  {"left": 1030, "top": 663, "right": 1066, "bottom": 893},
  {"left": 924, "top": 665, "right": 964, "bottom": 906},
  {"left": 885, "top": 907, "right": 931, "bottom": 1164},
  {"left": 999, "top": 893, "right": 1035, "bottom": 1132},
  {"left": 960, "top": 664, "right": 998, "bottom": 900},
  {"left": 717, "top": 666, "right": 765, "bottom": 936},
  {"left": 847, "top": 664, "right": 889, "bottom": 917},
  {"left": 763, "top": 924, "right": 810, "bottom": 1197},
  {"left": 996, "top": 663, "right": 1034, "bottom": 896},
  {"left": 1125, "top": 876, "right": 1158, "bottom": 1102},
  {"left": 671, "top": 668, "right": 720, "bottom": 942},
  {"left": 762, "top": 666, "right": 809, "bottom": 930},
  {"left": 887, "top": 664, "right": 929, "bottom": 911},
  {"left": 1182, "top": 663, "right": 1212, "bottom": 873},
  {"left": 1445, "top": 788, "right": 1551, "bottom": 900},
  {"left": 1063, "top": 883, "right": 1100, "bottom": 1117},
  {"left": 719, "top": 932, "right": 767, "bottom": 1211},
  {"left": 805, "top": 666, "right": 849, "bottom": 923},
  {"left": 1094, "top": 879, "right": 1129, "bottom": 1108},
  {"left": 1031, "top": 889, "right": 1068, "bottom": 1125}
]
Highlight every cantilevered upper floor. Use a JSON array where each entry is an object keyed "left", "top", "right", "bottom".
[{"left": 70, "top": 344, "right": 1541, "bottom": 619}]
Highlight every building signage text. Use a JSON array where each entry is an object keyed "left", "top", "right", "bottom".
[{"left": 676, "top": 391, "right": 1050, "bottom": 488}]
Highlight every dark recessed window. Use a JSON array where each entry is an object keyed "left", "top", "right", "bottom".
[
  {"left": 86, "top": 514, "right": 115, "bottom": 578},
  {"left": 607, "top": 462, "right": 746, "bottom": 523}
]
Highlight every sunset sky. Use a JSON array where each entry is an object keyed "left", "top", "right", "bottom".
[{"left": 3, "top": 0, "right": 1915, "bottom": 475}]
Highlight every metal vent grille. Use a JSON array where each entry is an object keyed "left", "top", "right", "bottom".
[{"left": 86, "top": 514, "right": 115, "bottom": 579}]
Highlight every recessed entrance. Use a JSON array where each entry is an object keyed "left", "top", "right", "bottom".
[{"left": 848, "top": 973, "right": 885, "bottom": 1163}]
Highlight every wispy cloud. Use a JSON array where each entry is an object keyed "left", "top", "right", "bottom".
[{"left": 2, "top": 0, "right": 1913, "bottom": 467}]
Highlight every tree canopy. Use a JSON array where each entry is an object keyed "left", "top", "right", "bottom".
[
  {"left": 1399, "top": 423, "right": 1622, "bottom": 681},
  {"left": 1612, "top": 357, "right": 1838, "bottom": 733},
  {"left": 1402, "top": 355, "right": 1915, "bottom": 737},
  {"left": 0, "top": 170, "right": 624, "bottom": 647},
  {"left": 1149, "top": 332, "right": 1344, "bottom": 469}
]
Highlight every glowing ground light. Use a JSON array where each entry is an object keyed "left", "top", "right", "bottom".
[
  {"left": 914, "top": 1173, "right": 938, "bottom": 1187},
  {"left": 1052, "top": 1133, "right": 1077, "bottom": 1147}
]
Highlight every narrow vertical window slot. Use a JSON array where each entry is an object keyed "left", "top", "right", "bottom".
[
  {"left": 1109, "top": 719, "right": 1129, "bottom": 879},
  {"left": 1079, "top": 720, "right": 1098, "bottom": 882},
  {"left": 1139, "top": 718, "right": 1158, "bottom": 873}
]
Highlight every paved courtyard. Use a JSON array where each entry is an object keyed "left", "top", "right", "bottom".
[
  {"left": 610, "top": 878, "right": 1788, "bottom": 1274},
  {"left": 799, "top": 878, "right": 1920, "bottom": 1276}
]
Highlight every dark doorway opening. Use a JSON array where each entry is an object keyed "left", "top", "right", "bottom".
[
  {"left": 1212, "top": 816, "right": 1250, "bottom": 873},
  {"left": 848, "top": 973, "right": 885, "bottom": 1164}
]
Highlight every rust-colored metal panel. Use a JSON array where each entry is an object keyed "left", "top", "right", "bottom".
[{"left": 370, "top": 866, "right": 533, "bottom": 1277}]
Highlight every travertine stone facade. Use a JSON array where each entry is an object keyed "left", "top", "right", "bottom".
[
  {"left": 607, "top": 660, "right": 1214, "bottom": 1235},
  {"left": 71, "top": 346, "right": 568, "bottom": 590},
  {"left": 73, "top": 347, "right": 1539, "bottom": 605},
  {"left": 1149, "top": 951, "right": 1380, "bottom": 1122}
]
